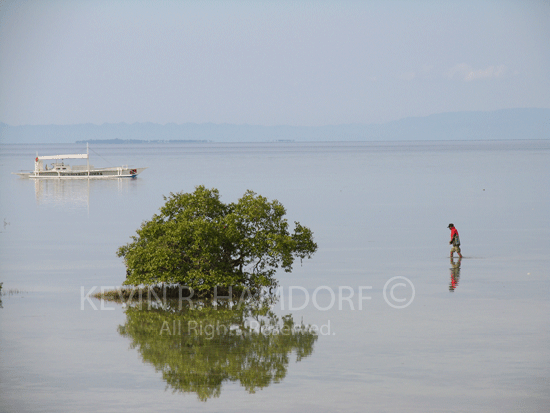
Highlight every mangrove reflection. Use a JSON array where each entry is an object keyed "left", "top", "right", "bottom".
[
  {"left": 449, "top": 257, "right": 462, "bottom": 292},
  {"left": 117, "top": 299, "right": 318, "bottom": 401}
]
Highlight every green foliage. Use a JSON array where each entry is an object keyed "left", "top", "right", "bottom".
[
  {"left": 118, "top": 186, "right": 317, "bottom": 291},
  {"left": 117, "top": 299, "right": 318, "bottom": 401}
]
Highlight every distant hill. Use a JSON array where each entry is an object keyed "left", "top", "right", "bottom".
[{"left": 1, "top": 108, "right": 548, "bottom": 144}]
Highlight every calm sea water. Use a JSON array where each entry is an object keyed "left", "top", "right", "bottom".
[{"left": 1, "top": 141, "right": 549, "bottom": 412}]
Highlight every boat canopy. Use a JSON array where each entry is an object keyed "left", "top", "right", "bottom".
[{"left": 38, "top": 154, "right": 88, "bottom": 160}]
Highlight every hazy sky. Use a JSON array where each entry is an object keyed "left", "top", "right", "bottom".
[{"left": 1, "top": 0, "right": 548, "bottom": 126}]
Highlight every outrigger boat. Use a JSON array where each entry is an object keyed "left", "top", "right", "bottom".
[{"left": 13, "top": 144, "right": 147, "bottom": 179}]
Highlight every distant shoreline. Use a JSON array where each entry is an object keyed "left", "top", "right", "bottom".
[
  {"left": 75, "top": 139, "right": 296, "bottom": 144},
  {"left": 75, "top": 139, "right": 212, "bottom": 144}
]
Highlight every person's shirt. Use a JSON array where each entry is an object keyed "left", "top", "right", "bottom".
[{"left": 450, "top": 227, "right": 459, "bottom": 240}]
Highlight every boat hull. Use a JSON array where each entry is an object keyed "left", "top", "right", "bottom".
[{"left": 14, "top": 167, "right": 147, "bottom": 179}]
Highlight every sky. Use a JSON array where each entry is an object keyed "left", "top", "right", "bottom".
[{"left": 0, "top": 0, "right": 549, "bottom": 127}]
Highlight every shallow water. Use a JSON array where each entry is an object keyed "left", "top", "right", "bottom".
[{"left": 1, "top": 141, "right": 549, "bottom": 412}]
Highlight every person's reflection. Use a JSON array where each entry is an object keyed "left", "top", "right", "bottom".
[{"left": 449, "top": 257, "right": 462, "bottom": 292}]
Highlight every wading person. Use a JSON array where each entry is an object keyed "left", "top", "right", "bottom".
[{"left": 448, "top": 223, "right": 462, "bottom": 258}]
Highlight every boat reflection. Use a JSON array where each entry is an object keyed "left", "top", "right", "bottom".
[
  {"left": 33, "top": 178, "right": 134, "bottom": 208},
  {"left": 117, "top": 299, "right": 318, "bottom": 401},
  {"left": 449, "top": 257, "right": 462, "bottom": 292}
]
